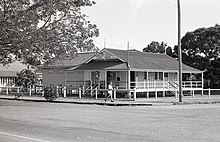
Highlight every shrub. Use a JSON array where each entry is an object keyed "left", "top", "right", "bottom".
[{"left": 43, "top": 85, "right": 58, "bottom": 101}]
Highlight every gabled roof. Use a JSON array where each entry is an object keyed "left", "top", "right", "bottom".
[
  {"left": 41, "top": 52, "right": 97, "bottom": 69},
  {"left": 0, "top": 61, "right": 28, "bottom": 77},
  {"left": 81, "top": 48, "right": 201, "bottom": 73},
  {"left": 71, "top": 60, "right": 128, "bottom": 71}
]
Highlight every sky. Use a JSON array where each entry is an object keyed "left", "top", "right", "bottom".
[{"left": 82, "top": 0, "right": 220, "bottom": 51}]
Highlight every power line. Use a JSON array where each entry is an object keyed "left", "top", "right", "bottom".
[{"left": 127, "top": 0, "right": 167, "bottom": 41}]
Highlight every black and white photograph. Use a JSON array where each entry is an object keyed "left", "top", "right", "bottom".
[{"left": 0, "top": 0, "right": 220, "bottom": 141}]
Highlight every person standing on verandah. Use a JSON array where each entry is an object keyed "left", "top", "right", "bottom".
[{"left": 105, "top": 82, "right": 114, "bottom": 102}]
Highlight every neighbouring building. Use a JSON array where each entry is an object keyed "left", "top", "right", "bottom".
[
  {"left": 0, "top": 61, "right": 28, "bottom": 87},
  {"left": 0, "top": 61, "right": 42, "bottom": 89}
]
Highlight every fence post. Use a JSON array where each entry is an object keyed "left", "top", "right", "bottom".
[
  {"left": 95, "top": 88, "right": 98, "bottom": 99},
  {"left": 79, "top": 88, "right": 82, "bottom": 99},
  {"left": 163, "top": 91, "right": 165, "bottom": 97},
  {"left": 42, "top": 90, "right": 44, "bottom": 97},
  {"left": 175, "top": 90, "right": 178, "bottom": 99},
  {"left": 63, "top": 86, "right": 66, "bottom": 98},
  {"left": 208, "top": 88, "right": 211, "bottom": 98},
  {"left": 146, "top": 91, "right": 149, "bottom": 98},
  {"left": 90, "top": 86, "right": 92, "bottom": 96},
  {"left": 82, "top": 85, "right": 85, "bottom": 95},
  {"left": 113, "top": 89, "right": 116, "bottom": 100},
  {"left": 6, "top": 87, "right": 9, "bottom": 95},
  {"left": 17, "top": 87, "right": 20, "bottom": 94},
  {"left": 29, "top": 87, "right": 32, "bottom": 96},
  {"left": 155, "top": 90, "right": 158, "bottom": 99},
  {"left": 56, "top": 86, "right": 59, "bottom": 97},
  {"left": 133, "top": 88, "right": 136, "bottom": 101},
  {"left": 192, "top": 89, "right": 194, "bottom": 98}
]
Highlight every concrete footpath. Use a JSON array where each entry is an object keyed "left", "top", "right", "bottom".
[{"left": 1, "top": 94, "right": 220, "bottom": 106}]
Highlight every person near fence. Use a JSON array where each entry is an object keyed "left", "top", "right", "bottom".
[{"left": 105, "top": 82, "right": 114, "bottom": 102}]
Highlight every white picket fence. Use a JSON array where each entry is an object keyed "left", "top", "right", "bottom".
[
  {"left": 0, "top": 86, "right": 43, "bottom": 96},
  {"left": 1, "top": 86, "right": 220, "bottom": 101}
]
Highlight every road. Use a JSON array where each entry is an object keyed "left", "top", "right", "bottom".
[{"left": 0, "top": 99, "right": 220, "bottom": 142}]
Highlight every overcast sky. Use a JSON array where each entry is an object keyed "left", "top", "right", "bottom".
[{"left": 82, "top": 0, "right": 220, "bottom": 51}]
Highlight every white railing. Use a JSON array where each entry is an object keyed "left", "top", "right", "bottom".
[
  {"left": 0, "top": 86, "right": 43, "bottom": 96},
  {"left": 130, "top": 81, "right": 203, "bottom": 90},
  {"left": 182, "top": 81, "right": 202, "bottom": 88}
]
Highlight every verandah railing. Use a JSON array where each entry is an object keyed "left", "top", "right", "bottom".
[
  {"left": 65, "top": 80, "right": 203, "bottom": 90},
  {"left": 131, "top": 81, "right": 203, "bottom": 90}
]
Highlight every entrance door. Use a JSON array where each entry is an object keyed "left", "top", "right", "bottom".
[
  {"left": 107, "top": 71, "right": 116, "bottom": 85},
  {"left": 91, "top": 71, "right": 100, "bottom": 85}
]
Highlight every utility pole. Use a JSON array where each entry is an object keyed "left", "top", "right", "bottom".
[
  {"left": 177, "top": 0, "right": 182, "bottom": 102},
  {"left": 127, "top": 41, "right": 130, "bottom": 97},
  {"left": 127, "top": 41, "right": 130, "bottom": 88}
]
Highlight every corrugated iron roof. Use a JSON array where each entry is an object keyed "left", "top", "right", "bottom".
[
  {"left": 42, "top": 52, "right": 97, "bottom": 69},
  {"left": 54, "top": 48, "right": 202, "bottom": 73},
  {"left": 0, "top": 62, "right": 28, "bottom": 77},
  {"left": 103, "top": 48, "right": 202, "bottom": 72},
  {"left": 72, "top": 60, "right": 128, "bottom": 71}
]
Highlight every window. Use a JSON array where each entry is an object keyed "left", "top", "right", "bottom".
[
  {"left": 117, "top": 77, "right": 120, "bottom": 81},
  {"left": 159, "top": 72, "right": 163, "bottom": 80},
  {"left": 164, "top": 73, "right": 168, "bottom": 77},
  {"left": 144, "top": 72, "right": 148, "bottom": 80},
  {"left": 155, "top": 72, "right": 158, "bottom": 80}
]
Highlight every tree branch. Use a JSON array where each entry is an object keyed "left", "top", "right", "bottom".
[
  {"left": 26, "top": 1, "right": 48, "bottom": 12},
  {"left": 39, "top": 15, "right": 52, "bottom": 30}
]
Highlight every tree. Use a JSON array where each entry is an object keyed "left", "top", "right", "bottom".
[
  {"left": 143, "top": 41, "right": 174, "bottom": 57},
  {"left": 165, "top": 46, "right": 175, "bottom": 57},
  {"left": 43, "top": 84, "right": 58, "bottom": 101},
  {"left": 16, "top": 69, "right": 37, "bottom": 88},
  {"left": 181, "top": 24, "right": 220, "bottom": 88},
  {"left": 143, "top": 41, "right": 167, "bottom": 54},
  {"left": 0, "top": 0, "right": 99, "bottom": 66}
]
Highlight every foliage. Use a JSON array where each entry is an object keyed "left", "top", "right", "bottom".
[
  {"left": 143, "top": 41, "right": 167, "bottom": 54},
  {"left": 0, "top": 0, "right": 99, "bottom": 66},
  {"left": 165, "top": 46, "right": 175, "bottom": 57},
  {"left": 43, "top": 85, "right": 58, "bottom": 101},
  {"left": 16, "top": 69, "right": 37, "bottom": 88},
  {"left": 143, "top": 41, "right": 174, "bottom": 57},
  {"left": 180, "top": 24, "right": 220, "bottom": 88}
]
